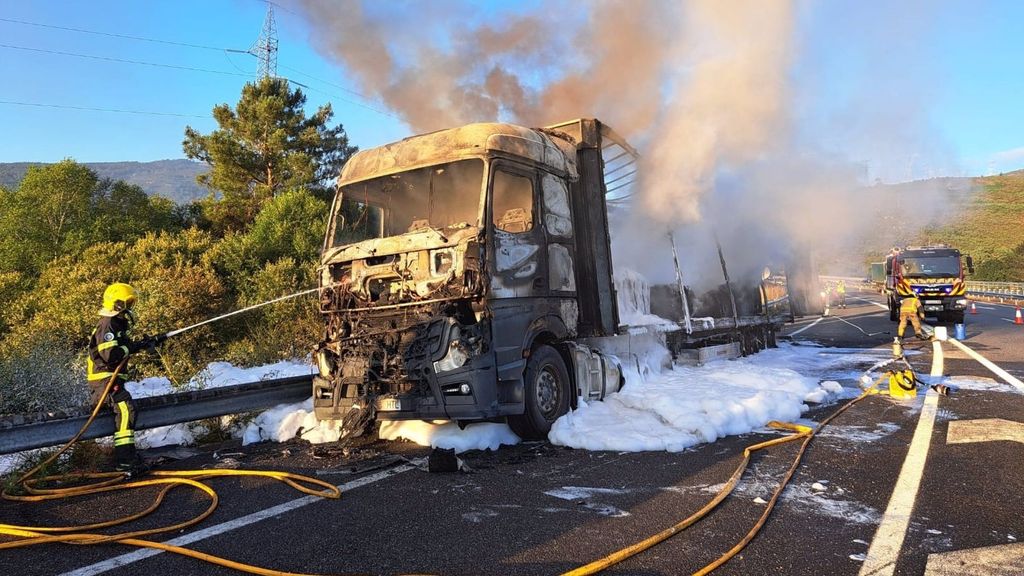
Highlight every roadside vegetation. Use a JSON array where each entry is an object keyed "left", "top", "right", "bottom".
[
  {"left": 0, "top": 78, "right": 356, "bottom": 415},
  {"left": 931, "top": 171, "right": 1024, "bottom": 281},
  {"left": 856, "top": 171, "right": 1024, "bottom": 281}
]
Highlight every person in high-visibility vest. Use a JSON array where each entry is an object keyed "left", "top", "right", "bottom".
[
  {"left": 87, "top": 283, "right": 164, "bottom": 476},
  {"left": 836, "top": 280, "right": 847, "bottom": 309},
  {"left": 896, "top": 293, "right": 927, "bottom": 340}
]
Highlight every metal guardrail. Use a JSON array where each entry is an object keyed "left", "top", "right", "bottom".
[
  {"left": 0, "top": 374, "right": 314, "bottom": 455},
  {"left": 966, "top": 281, "right": 1024, "bottom": 302},
  {"left": 820, "top": 275, "right": 1024, "bottom": 301}
]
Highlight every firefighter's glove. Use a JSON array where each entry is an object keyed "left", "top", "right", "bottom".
[{"left": 138, "top": 334, "right": 164, "bottom": 353}]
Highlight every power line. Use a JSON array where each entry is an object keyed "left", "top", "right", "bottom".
[
  {"left": 0, "top": 20, "right": 399, "bottom": 120},
  {"left": 289, "top": 79, "right": 399, "bottom": 119},
  {"left": 0, "top": 42, "right": 252, "bottom": 77},
  {"left": 0, "top": 100, "right": 209, "bottom": 119},
  {"left": 279, "top": 64, "right": 378, "bottom": 104},
  {"left": 0, "top": 16, "right": 227, "bottom": 51}
]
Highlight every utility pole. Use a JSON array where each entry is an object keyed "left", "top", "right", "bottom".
[{"left": 250, "top": 3, "right": 278, "bottom": 79}]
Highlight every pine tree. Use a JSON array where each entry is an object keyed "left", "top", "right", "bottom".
[{"left": 183, "top": 78, "right": 357, "bottom": 232}]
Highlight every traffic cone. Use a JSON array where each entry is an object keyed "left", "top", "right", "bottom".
[
  {"left": 969, "top": 301, "right": 977, "bottom": 315},
  {"left": 1015, "top": 306, "right": 1023, "bottom": 325}
]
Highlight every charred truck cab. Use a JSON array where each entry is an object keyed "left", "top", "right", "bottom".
[{"left": 314, "top": 119, "right": 628, "bottom": 438}]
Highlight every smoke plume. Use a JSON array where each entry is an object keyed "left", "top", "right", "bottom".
[{"left": 292, "top": 0, "right": 964, "bottom": 283}]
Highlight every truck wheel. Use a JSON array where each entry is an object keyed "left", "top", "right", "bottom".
[
  {"left": 888, "top": 298, "right": 898, "bottom": 322},
  {"left": 508, "top": 345, "right": 571, "bottom": 440},
  {"left": 951, "top": 310, "right": 965, "bottom": 324}
]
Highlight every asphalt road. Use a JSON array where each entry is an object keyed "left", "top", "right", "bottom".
[{"left": 2, "top": 290, "right": 1022, "bottom": 576}]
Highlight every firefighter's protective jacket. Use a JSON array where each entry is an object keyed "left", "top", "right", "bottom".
[
  {"left": 899, "top": 295, "right": 922, "bottom": 315},
  {"left": 87, "top": 314, "right": 140, "bottom": 382}
]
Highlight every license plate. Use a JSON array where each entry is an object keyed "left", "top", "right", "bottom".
[
  {"left": 377, "top": 398, "right": 402, "bottom": 411},
  {"left": 924, "top": 305, "right": 942, "bottom": 311},
  {"left": 924, "top": 300, "right": 942, "bottom": 305}
]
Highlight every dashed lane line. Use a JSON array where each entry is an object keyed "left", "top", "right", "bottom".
[
  {"left": 787, "top": 316, "right": 824, "bottom": 336},
  {"left": 60, "top": 459, "right": 424, "bottom": 576},
  {"left": 858, "top": 389, "right": 940, "bottom": 576},
  {"left": 852, "top": 296, "right": 889, "bottom": 311}
]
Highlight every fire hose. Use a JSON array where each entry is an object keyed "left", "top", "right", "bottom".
[
  {"left": 562, "top": 362, "right": 903, "bottom": 576},
  {"left": 0, "top": 362, "right": 347, "bottom": 576}
]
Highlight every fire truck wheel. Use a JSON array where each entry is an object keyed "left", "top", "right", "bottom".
[{"left": 508, "top": 344, "right": 571, "bottom": 440}]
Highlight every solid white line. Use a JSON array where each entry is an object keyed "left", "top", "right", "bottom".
[
  {"left": 947, "top": 338, "right": 1024, "bottom": 393},
  {"left": 930, "top": 341, "right": 944, "bottom": 379},
  {"left": 852, "top": 296, "right": 889, "bottom": 311},
  {"left": 788, "top": 316, "right": 824, "bottom": 336},
  {"left": 61, "top": 460, "right": 424, "bottom": 576},
  {"left": 859, "top": 390, "right": 940, "bottom": 576}
]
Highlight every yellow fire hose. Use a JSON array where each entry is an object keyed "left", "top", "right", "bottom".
[
  {"left": 562, "top": 372, "right": 893, "bottom": 576},
  {"left": 2, "top": 359, "right": 897, "bottom": 576},
  {"left": 0, "top": 360, "right": 344, "bottom": 576}
]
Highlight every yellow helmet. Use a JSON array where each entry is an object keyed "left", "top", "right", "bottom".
[{"left": 101, "top": 283, "right": 138, "bottom": 316}]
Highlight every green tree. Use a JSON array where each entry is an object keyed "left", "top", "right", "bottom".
[
  {"left": 182, "top": 77, "right": 357, "bottom": 232},
  {"left": 0, "top": 161, "right": 184, "bottom": 280},
  {"left": 0, "top": 160, "right": 97, "bottom": 276}
]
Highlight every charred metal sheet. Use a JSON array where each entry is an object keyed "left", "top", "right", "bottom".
[{"left": 339, "top": 123, "right": 577, "bottom": 186}]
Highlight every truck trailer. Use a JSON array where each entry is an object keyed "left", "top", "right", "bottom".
[{"left": 312, "top": 119, "right": 790, "bottom": 438}]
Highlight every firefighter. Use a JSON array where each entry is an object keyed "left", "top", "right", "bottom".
[
  {"left": 87, "top": 283, "right": 164, "bottom": 475},
  {"left": 836, "top": 280, "right": 847, "bottom": 309},
  {"left": 896, "top": 293, "right": 927, "bottom": 341}
]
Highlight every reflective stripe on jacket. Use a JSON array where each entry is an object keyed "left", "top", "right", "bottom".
[{"left": 87, "top": 314, "right": 135, "bottom": 382}]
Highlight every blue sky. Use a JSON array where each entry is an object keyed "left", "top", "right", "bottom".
[{"left": 1, "top": 1, "right": 1023, "bottom": 178}]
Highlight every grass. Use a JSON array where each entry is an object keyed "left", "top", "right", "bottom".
[{"left": 855, "top": 171, "right": 1024, "bottom": 281}]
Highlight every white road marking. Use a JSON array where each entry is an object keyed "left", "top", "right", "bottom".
[
  {"left": 924, "top": 542, "right": 1024, "bottom": 575},
  {"left": 61, "top": 459, "right": 424, "bottom": 576},
  {"left": 852, "top": 296, "right": 890, "bottom": 311},
  {"left": 947, "top": 338, "right": 1024, "bottom": 393},
  {"left": 788, "top": 316, "right": 825, "bottom": 336},
  {"left": 976, "top": 305, "right": 997, "bottom": 310},
  {"left": 858, "top": 389, "right": 940, "bottom": 576},
  {"left": 947, "top": 418, "right": 1024, "bottom": 445},
  {"left": 930, "top": 341, "right": 944, "bottom": 380}
]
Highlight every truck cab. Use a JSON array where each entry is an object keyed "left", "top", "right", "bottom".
[
  {"left": 313, "top": 120, "right": 625, "bottom": 438},
  {"left": 884, "top": 246, "right": 974, "bottom": 324}
]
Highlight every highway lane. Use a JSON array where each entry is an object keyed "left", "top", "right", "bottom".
[{"left": 2, "top": 290, "right": 1021, "bottom": 575}]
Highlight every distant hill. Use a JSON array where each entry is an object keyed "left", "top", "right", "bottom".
[
  {"left": 0, "top": 159, "right": 208, "bottom": 204},
  {"left": 853, "top": 171, "right": 1024, "bottom": 281}
]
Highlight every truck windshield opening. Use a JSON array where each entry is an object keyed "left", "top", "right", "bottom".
[
  {"left": 330, "top": 159, "right": 484, "bottom": 248},
  {"left": 901, "top": 256, "right": 960, "bottom": 277}
]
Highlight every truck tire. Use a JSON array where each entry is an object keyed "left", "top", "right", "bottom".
[
  {"left": 508, "top": 345, "right": 571, "bottom": 440},
  {"left": 951, "top": 310, "right": 965, "bottom": 324},
  {"left": 888, "top": 297, "right": 898, "bottom": 322}
]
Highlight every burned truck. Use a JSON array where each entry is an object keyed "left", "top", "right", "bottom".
[{"left": 313, "top": 119, "right": 786, "bottom": 438}]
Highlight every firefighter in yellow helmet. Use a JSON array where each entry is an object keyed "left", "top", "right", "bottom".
[
  {"left": 87, "top": 283, "right": 164, "bottom": 475},
  {"left": 896, "top": 293, "right": 927, "bottom": 341}
]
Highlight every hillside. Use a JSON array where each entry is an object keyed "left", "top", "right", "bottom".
[
  {"left": 854, "top": 171, "right": 1024, "bottom": 281},
  {"left": 926, "top": 170, "right": 1024, "bottom": 280},
  {"left": 0, "top": 159, "right": 208, "bottom": 204}
]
